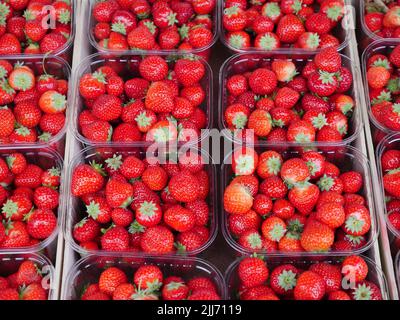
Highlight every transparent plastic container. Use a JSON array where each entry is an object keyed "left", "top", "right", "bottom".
[
  {"left": 218, "top": 0, "right": 350, "bottom": 54},
  {"left": 62, "top": 253, "right": 227, "bottom": 300},
  {"left": 0, "top": 0, "right": 76, "bottom": 62},
  {"left": 0, "top": 252, "right": 56, "bottom": 299},
  {"left": 221, "top": 145, "right": 379, "bottom": 256},
  {"left": 87, "top": 0, "right": 219, "bottom": 56},
  {"left": 0, "top": 252, "right": 55, "bottom": 300},
  {"left": 219, "top": 52, "right": 362, "bottom": 147},
  {"left": 376, "top": 133, "right": 400, "bottom": 246},
  {"left": 0, "top": 55, "right": 70, "bottom": 156},
  {"left": 225, "top": 254, "right": 389, "bottom": 300},
  {"left": 361, "top": 39, "right": 400, "bottom": 146},
  {"left": 64, "top": 144, "right": 218, "bottom": 257},
  {"left": 359, "top": 0, "right": 399, "bottom": 49},
  {"left": 0, "top": 146, "right": 63, "bottom": 255},
  {"left": 70, "top": 52, "right": 213, "bottom": 147}
]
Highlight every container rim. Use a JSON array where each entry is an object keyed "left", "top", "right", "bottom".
[
  {"left": 218, "top": 51, "right": 363, "bottom": 147},
  {"left": 218, "top": 0, "right": 351, "bottom": 54},
  {"left": 0, "top": 146, "right": 64, "bottom": 255},
  {"left": 224, "top": 253, "right": 390, "bottom": 300},
  {"left": 62, "top": 253, "right": 227, "bottom": 300},
  {"left": 87, "top": 0, "right": 219, "bottom": 55},
  {"left": 221, "top": 145, "right": 380, "bottom": 257},
  {"left": 63, "top": 143, "right": 219, "bottom": 258},
  {"left": 69, "top": 52, "right": 213, "bottom": 148}
]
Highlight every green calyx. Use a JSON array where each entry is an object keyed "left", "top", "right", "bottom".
[
  {"left": 372, "top": 58, "right": 390, "bottom": 69},
  {"left": 224, "top": 5, "right": 240, "bottom": 17},
  {"left": 86, "top": 201, "right": 101, "bottom": 219},
  {"left": 15, "top": 126, "right": 31, "bottom": 137},
  {"left": 2, "top": 200, "right": 18, "bottom": 219},
  {"left": 23, "top": 10, "right": 36, "bottom": 21},
  {"left": 326, "top": 5, "right": 343, "bottom": 22},
  {"left": 0, "top": 80, "right": 15, "bottom": 95},
  {"left": 387, "top": 77, "right": 400, "bottom": 93},
  {"left": 291, "top": 0, "right": 303, "bottom": 14},
  {"left": 305, "top": 33, "right": 320, "bottom": 49},
  {"left": 58, "top": 9, "right": 71, "bottom": 24},
  {"left": 128, "top": 220, "right": 145, "bottom": 234},
  {"left": 262, "top": 2, "right": 280, "bottom": 18},
  {"left": 266, "top": 156, "right": 282, "bottom": 175},
  {"left": 317, "top": 174, "right": 334, "bottom": 191},
  {"left": 38, "top": 132, "right": 52, "bottom": 142},
  {"left": 392, "top": 103, "right": 400, "bottom": 116},
  {"left": 371, "top": 91, "right": 391, "bottom": 105},
  {"left": 345, "top": 215, "right": 365, "bottom": 234},
  {"left": 135, "top": 111, "right": 152, "bottom": 128},
  {"left": 49, "top": 92, "right": 67, "bottom": 111},
  {"left": 311, "top": 113, "right": 327, "bottom": 130},
  {"left": 258, "top": 34, "right": 278, "bottom": 51},
  {"left": 138, "top": 201, "right": 157, "bottom": 217},
  {"left": 167, "top": 12, "right": 178, "bottom": 26},
  {"left": 12, "top": 73, "right": 33, "bottom": 92},
  {"left": 179, "top": 24, "right": 190, "bottom": 40},
  {"left": 92, "top": 71, "right": 107, "bottom": 84},
  {"left": 105, "top": 154, "right": 122, "bottom": 171},
  {"left": 277, "top": 270, "right": 297, "bottom": 291},
  {"left": 268, "top": 224, "right": 286, "bottom": 242},
  {"left": 352, "top": 283, "right": 372, "bottom": 301},
  {"left": 232, "top": 113, "right": 248, "bottom": 129},
  {"left": 143, "top": 21, "right": 156, "bottom": 35},
  {"left": 319, "top": 71, "right": 336, "bottom": 85},
  {"left": 244, "top": 232, "right": 263, "bottom": 249},
  {"left": 294, "top": 133, "right": 311, "bottom": 143},
  {"left": 89, "top": 161, "right": 107, "bottom": 177},
  {"left": 111, "top": 22, "right": 127, "bottom": 35},
  {"left": 228, "top": 34, "right": 246, "bottom": 49}
]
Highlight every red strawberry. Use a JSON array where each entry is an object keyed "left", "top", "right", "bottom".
[
  {"left": 294, "top": 271, "right": 325, "bottom": 300},
  {"left": 101, "top": 226, "right": 130, "bottom": 252},
  {"left": 71, "top": 163, "right": 105, "bottom": 197},
  {"left": 238, "top": 256, "right": 268, "bottom": 288},
  {"left": 140, "top": 225, "right": 174, "bottom": 254},
  {"left": 26, "top": 208, "right": 57, "bottom": 240}
]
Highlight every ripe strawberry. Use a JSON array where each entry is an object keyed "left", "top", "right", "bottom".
[
  {"left": 8, "top": 65, "right": 35, "bottom": 92},
  {"left": 38, "top": 90, "right": 67, "bottom": 114},
  {"left": 315, "top": 202, "right": 345, "bottom": 229},
  {"left": 294, "top": 271, "right": 325, "bottom": 300},
  {"left": 175, "top": 230, "right": 204, "bottom": 252},
  {"left": 135, "top": 200, "right": 162, "bottom": 227},
  {"left": 140, "top": 225, "right": 174, "bottom": 254},
  {"left": 248, "top": 109, "right": 272, "bottom": 137},
  {"left": 261, "top": 216, "right": 287, "bottom": 242},
  {"left": 0, "top": 288, "right": 19, "bottom": 300},
  {"left": 168, "top": 171, "right": 200, "bottom": 203},
  {"left": 224, "top": 182, "right": 253, "bottom": 215},
  {"left": 71, "top": 163, "right": 105, "bottom": 197},
  {"left": 162, "top": 277, "right": 189, "bottom": 300},
  {"left": 0, "top": 33, "right": 21, "bottom": 55},
  {"left": 276, "top": 14, "right": 305, "bottom": 43},
  {"left": 270, "top": 264, "right": 298, "bottom": 296},
  {"left": 1, "top": 220, "right": 30, "bottom": 248},
  {"left": 226, "top": 30, "right": 251, "bottom": 49},
  {"left": 105, "top": 178, "right": 133, "bottom": 208},
  {"left": 188, "top": 289, "right": 220, "bottom": 300},
  {"left": 281, "top": 158, "right": 310, "bottom": 186},
  {"left": 101, "top": 225, "right": 130, "bottom": 251},
  {"left": 342, "top": 255, "right": 368, "bottom": 283},
  {"left": 14, "top": 102, "right": 42, "bottom": 128},
  {"left": 26, "top": 208, "right": 57, "bottom": 240},
  {"left": 145, "top": 81, "right": 174, "bottom": 113},
  {"left": 249, "top": 68, "right": 277, "bottom": 95},
  {"left": 39, "top": 113, "right": 65, "bottom": 135},
  {"left": 260, "top": 176, "right": 287, "bottom": 199},
  {"left": 39, "top": 33, "right": 67, "bottom": 54},
  {"left": 99, "top": 267, "right": 127, "bottom": 296},
  {"left": 20, "top": 283, "right": 46, "bottom": 300},
  {"left": 0, "top": 107, "right": 15, "bottom": 138},
  {"left": 288, "top": 182, "right": 320, "bottom": 215},
  {"left": 134, "top": 265, "right": 163, "bottom": 291},
  {"left": 342, "top": 205, "right": 371, "bottom": 237},
  {"left": 351, "top": 281, "right": 382, "bottom": 300},
  {"left": 16, "top": 260, "right": 42, "bottom": 286},
  {"left": 15, "top": 164, "right": 42, "bottom": 189},
  {"left": 287, "top": 120, "right": 316, "bottom": 143},
  {"left": 367, "top": 66, "right": 390, "bottom": 89},
  {"left": 79, "top": 72, "right": 107, "bottom": 100},
  {"left": 238, "top": 256, "right": 268, "bottom": 288},
  {"left": 223, "top": 5, "right": 246, "bottom": 32},
  {"left": 85, "top": 197, "right": 111, "bottom": 224},
  {"left": 127, "top": 25, "right": 155, "bottom": 50},
  {"left": 300, "top": 220, "right": 334, "bottom": 252},
  {"left": 142, "top": 166, "right": 168, "bottom": 191},
  {"left": 73, "top": 218, "right": 100, "bottom": 243}
]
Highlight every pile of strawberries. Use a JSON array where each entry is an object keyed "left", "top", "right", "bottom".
[
  {"left": 91, "top": 0, "right": 215, "bottom": 55},
  {"left": 223, "top": 48, "right": 354, "bottom": 144},
  {"left": 0, "top": 0, "right": 72, "bottom": 55},
  {"left": 0, "top": 259, "right": 50, "bottom": 300},
  {"left": 380, "top": 147, "right": 400, "bottom": 236},
  {"left": 364, "top": 0, "right": 400, "bottom": 38},
  {"left": 0, "top": 60, "right": 68, "bottom": 144},
  {"left": 0, "top": 153, "right": 60, "bottom": 249},
  {"left": 366, "top": 44, "right": 400, "bottom": 132},
  {"left": 80, "top": 264, "right": 221, "bottom": 300},
  {"left": 222, "top": 0, "right": 345, "bottom": 51},
  {"left": 78, "top": 55, "right": 208, "bottom": 144},
  {"left": 70, "top": 151, "right": 212, "bottom": 254},
  {"left": 233, "top": 255, "right": 383, "bottom": 300},
  {"left": 223, "top": 147, "right": 372, "bottom": 253}
]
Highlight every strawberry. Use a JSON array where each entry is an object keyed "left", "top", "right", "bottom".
[
  {"left": 134, "top": 265, "right": 163, "bottom": 291},
  {"left": 224, "top": 182, "right": 253, "bottom": 215},
  {"left": 0, "top": 288, "right": 19, "bottom": 300},
  {"left": 26, "top": 208, "right": 57, "bottom": 240},
  {"left": 175, "top": 230, "right": 204, "bottom": 252},
  {"left": 71, "top": 163, "right": 106, "bottom": 197},
  {"left": 105, "top": 178, "right": 133, "bottom": 208},
  {"left": 276, "top": 14, "right": 305, "bottom": 43},
  {"left": 140, "top": 225, "right": 174, "bottom": 254},
  {"left": 14, "top": 102, "right": 42, "bottom": 128},
  {"left": 367, "top": 66, "right": 390, "bottom": 89},
  {"left": 79, "top": 72, "right": 107, "bottom": 100},
  {"left": 238, "top": 256, "right": 268, "bottom": 288},
  {"left": 261, "top": 216, "right": 287, "bottom": 242},
  {"left": 38, "top": 90, "right": 67, "bottom": 114},
  {"left": 101, "top": 225, "right": 130, "bottom": 251},
  {"left": 73, "top": 218, "right": 100, "bottom": 243},
  {"left": 85, "top": 197, "right": 111, "bottom": 224},
  {"left": 1, "top": 220, "right": 30, "bottom": 248},
  {"left": 288, "top": 182, "right": 320, "bottom": 215},
  {"left": 300, "top": 219, "right": 334, "bottom": 252},
  {"left": 99, "top": 267, "right": 127, "bottom": 296},
  {"left": 341, "top": 255, "right": 368, "bottom": 283},
  {"left": 168, "top": 171, "right": 200, "bottom": 203},
  {"left": 223, "top": 5, "right": 247, "bottom": 32},
  {"left": 351, "top": 281, "right": 382, "bottom": 300},
  {"left": 8, "top": 65, "right": 35, "bottom": 92},
  {"left": 188, "top": 289, "right": 220, "bottom": 300},
  {"left": 315, "top": 202, "right": 345, "bottom": 229},
  {"left": 16, "top": 260, "right": 42, "bottom": 286},
  {"left": 270, "top": 264, "right": 298, "bottom": 296},
  {"left": 294, "top": 271, "right": 325, "bottom": 300},
  {"left": 15, "top": 164, "right": 42, "bottom": 189},
  {"left": 0, "top": 107, "right": 15, "bottom": 138},
  {"left": 135, "top": 200, "right": 162, "bottom": 227},
  {"left": 226, "top": 30, "right": 251, "bottom": 49},
  {"left": 272, "top": 60, "right": 298, "bottom": 83},
  {"left": 145, "top": 81, "right": 174, "bottom": 113},
  {"left": 39, "top": 33, "right": 67, "bottom": 54},
  {"left": 20, "top": 283, "right": 46, "bottom": 300},
  {"left": 339, "top": 171, "right": 362, "bottom": 193},
  {"left": 142, "top": 166, "right": 168, "bottom": 191},
  {"left": 248, "top": 68, "right": 277, "bottom": 95},
  {"left": 280, "top": 158, "right": 310, "bottom": 186},
  {"left": 0, "top": 33, "right": 21, "bottom": 55},
  {"left": 127, "top": 25, "right": 155, "bottom": 50},
  {"left": 162, "top": 277, "right": 189, "bottom": 300},
  {"left": 342, "top": 205, "right": 371, "bottom": 237}
]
